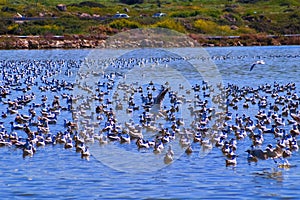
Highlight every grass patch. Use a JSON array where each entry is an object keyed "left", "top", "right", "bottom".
[{"left": 0, "top": 0, "right": 299, "bottom": 36}]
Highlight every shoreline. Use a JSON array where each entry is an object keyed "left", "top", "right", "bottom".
[{"left": 0, "top": 34, "right": 299, "bottom": 49}]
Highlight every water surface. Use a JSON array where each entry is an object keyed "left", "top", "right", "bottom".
[{"left": 0, "top": 46, "right": 300, "bottom": 199}]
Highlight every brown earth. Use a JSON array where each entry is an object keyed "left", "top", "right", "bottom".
[{"left": 0, "top": 34, "right": 299, "bottom": 49}]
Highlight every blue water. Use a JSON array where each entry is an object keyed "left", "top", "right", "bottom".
[{"left": 0, "top": 46, "right": 300, "bottom": 199}]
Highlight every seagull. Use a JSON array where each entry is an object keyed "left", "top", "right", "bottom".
[
  {"left": 250, "top": 60, "right": 265, "bottom": 71},
  {"left": 147, "top": 86, "right": 169, "bottom": 119},
  {"left": 245, "top": 145, "right": 268, "bottom": 160},
  {"left": 153, "top": 87, "right": 169, "bottom": 105}
]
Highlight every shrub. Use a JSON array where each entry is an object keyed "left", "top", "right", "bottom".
[
  {"left": 194, "top": 19, "right": 234, "bottom": 35},
  {"left": 19, "top": 24, "right": 64, "bottom": 35},
  {"left": 109, "top": 19, "right": 141, "bottom": 30},
  {"left": 1, "top": 6, "right": 17, "bottom": 12},
  {"left": 152, "top": 19, "right": 186, "bottom": 33},
  {"left": 7, "top": 24, "right": 19, "bottom": 34},
  {"left": 119, "top": 0, "right": 144, "bottom": 5},
  {"left": 237, "top": 0, "right": 260, "bottom": 3},
  {"left": 170, "top": 10, "right": 201, "bottom": 18},
  {"left": 194, "top": 19, "right": 216, "bottom": 33},
  {"left": 236, "top": 26, "right": 256, "bottom": 35},
  {"left": 69, "top": 1, "right": 106, "bottom": 8}
]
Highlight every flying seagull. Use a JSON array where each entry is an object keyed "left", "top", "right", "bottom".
[
  {"left": 250, "top": 60, "right": 265, "bottom": 71},
  {"left": 144, "top": 86, "right": 169, "bottom": 119},
  {"left": 154, "top": 87, "right": 169, "bottom": 105}
]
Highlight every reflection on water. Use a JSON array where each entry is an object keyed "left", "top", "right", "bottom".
[
  {"left": 253, "top": 169, "right": 284, "bottom": 182},
  {"left": 0, "top": 46, "right": 300, "bottom": 199}
]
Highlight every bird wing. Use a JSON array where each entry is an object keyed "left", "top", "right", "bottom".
[
  {"left": 250, "top": 63, "right": 256, "bottom": 71},
  {"left": 291, "top": 113, "right": 300, "bottom": 124},
  {"left": 154, "top": 87, "right": 169, "bottom": 104}
]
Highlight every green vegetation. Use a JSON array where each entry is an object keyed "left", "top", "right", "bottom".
[
  {"left": 152, "top": 18, "right": 186, "bottom": 33},
  {"left": 109, "top": 19, "right": 141, "bottom": 30},
  {"left": 0, "top": 0, "right": 299, "bottom": 37}
]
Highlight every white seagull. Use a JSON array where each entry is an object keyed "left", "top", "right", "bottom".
[{"left": 250, "top": 60, "right": 265, "bottom": 71}]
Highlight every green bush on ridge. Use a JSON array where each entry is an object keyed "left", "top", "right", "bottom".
[{"left": 109, "top": 19, "right": 141, "bottom": 30}]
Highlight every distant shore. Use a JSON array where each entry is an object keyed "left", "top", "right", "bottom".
[{"left": 0, "top": 34, "right": 299, "bottom": 49}]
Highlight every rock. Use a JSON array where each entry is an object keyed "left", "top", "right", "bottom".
[
  {"left": 79, "top": 13, "right": 92, "bottom": 19},
  {"left": 231, "top": 25, "right": 239, "bottom": 30},
  {"left": 28, "top": 39, "right": 39, "bottom": 49},
  {"left": 57, "top": 4, "right": 67, "bottom": 11},
  {"left": 140, "top": 39, "right": 151, "bottom": 47},
  {"left": 16, "top": 39, "right": 29, "bottom": 49}
]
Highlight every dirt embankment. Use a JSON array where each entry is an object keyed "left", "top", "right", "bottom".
[{"left": 0, "top": 34, "right": 299, "bottom": 49}]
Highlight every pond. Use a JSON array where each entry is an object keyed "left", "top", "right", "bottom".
[{"left": 0, "top": 45, "right": 300, "bottom": 199}]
